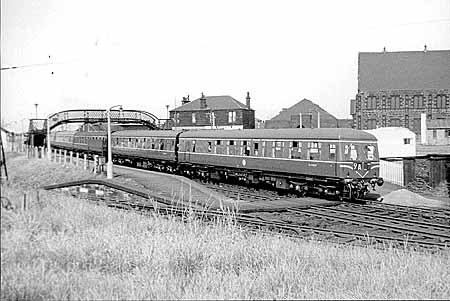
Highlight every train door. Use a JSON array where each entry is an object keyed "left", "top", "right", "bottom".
[{"left": 328, "top": 142, "right": 337, "bottom": 177}]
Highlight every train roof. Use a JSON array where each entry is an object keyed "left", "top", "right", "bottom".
[
  {"left": 179, "top": 128, "right": 377, "bottom": 141},
  {"left": 112, "top": 130, "right": 183, "bottom": 138},
  {"left": 73, "top": 131, "right": 107, "bottom": 136},
  {"left": 54, "top": 130, "right": 77, "bottom": 135}
]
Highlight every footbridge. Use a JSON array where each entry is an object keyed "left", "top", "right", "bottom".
[
  {"left": 25, "top": 109, "right": 167, "bottom": 147},
  {"left": 48, "top": 109, "right": 163, "bottom": 130}
]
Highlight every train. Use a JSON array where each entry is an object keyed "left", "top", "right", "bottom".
[{"left": 50, "top": 127, "right": 384, "bottom": 200}]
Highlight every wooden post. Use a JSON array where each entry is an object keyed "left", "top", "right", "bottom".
[
  {"left": 63, "top": 150, "right": 67, "bottom": 165},
  {"left": 94, "top": 155, "right": 98, "bottom": 173},
  {"left": 84, "top": 154, "right": 87, "bottom": 170},
  {"left": 69, "top": 151, "right": 73, "bottom": 165},
  {"left": 23, "top": 193, "right": 27, "bottom": 210},
  {"left": 76, "top": 152, "right": 79, "bottom": 167}
]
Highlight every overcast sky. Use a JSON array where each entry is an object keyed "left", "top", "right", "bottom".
[{"left": 1, "top": 0, "right": 449, "bottom": 131}]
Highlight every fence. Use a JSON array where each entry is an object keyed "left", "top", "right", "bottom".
[{"left": 380, "top": 159, "right": 404, "bottom": 186}]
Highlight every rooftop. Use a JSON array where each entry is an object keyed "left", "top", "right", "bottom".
[
  {"left": 171, "top": 95, "right": 251, "bottom": 112},
  {"left": 358, "top": 49, "right": 450, "bottom": 92}
]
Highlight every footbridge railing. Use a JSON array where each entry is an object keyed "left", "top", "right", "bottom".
[{"left": 48, "top": 109, "right": 162, "bottom": 130}]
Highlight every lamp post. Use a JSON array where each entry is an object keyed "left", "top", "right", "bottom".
[
  {"left": 34, "top": 103, "right": 39, "bottom": 119},
  {"left": 47, "top": 117, "right": 51, "bottom": 160},
  {"left": 106, "top": 105, "right": 123, "bottom": 179}
]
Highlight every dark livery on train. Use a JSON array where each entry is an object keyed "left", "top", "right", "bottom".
[{"left": 50, "top": 128, "right": 384, "bottom": 200}]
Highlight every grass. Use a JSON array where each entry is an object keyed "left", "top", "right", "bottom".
[{"left": 2, "top": 154, "right": 450, "bottom": 299}]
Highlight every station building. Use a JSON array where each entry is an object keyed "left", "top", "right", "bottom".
[
  {"left": 170, "top": 93, "right": 255, "bottom": 130},
  {"left": 350, "top": 48, "right": 450, "bottom": 135}
]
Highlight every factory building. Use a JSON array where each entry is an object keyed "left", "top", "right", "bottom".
[{"left": 350, "top": 48, "right": 450, "bottom": 136}]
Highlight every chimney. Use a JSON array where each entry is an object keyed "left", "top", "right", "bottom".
[
  {"left": 246, "top": 91, "right": 251, "bottom": 109},
  {"left": 317, "top": 111, "right": 320, "bottom": 128},
  {"left": 424, "top": 44, "right": 427, "bottom": 53},
  {"left": 181, "top": 97, "right": 189, "bottom": 105},
  {"left": 421, "top": 113, "right": 427, "bottom": 144},
  {"left": 383, "top": 46, "right": 386, "bottom": 53},
  {"left": 200, "top": 92, "right": 207, "bottom": 109}
]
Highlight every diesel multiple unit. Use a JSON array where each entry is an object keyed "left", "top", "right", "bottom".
[{"left": 51, "top": 128, "right": 384, "bottom": 200}]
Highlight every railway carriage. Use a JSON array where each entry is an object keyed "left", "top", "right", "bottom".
[
  {"left": 111, "top": 130, "right": 182, "bottom": 171},
  {"left": 50, "top": 131, "right": 77, "bottom": 150},
  {"left": 177, "top": 128, "right": 383, "bottom": 199}
]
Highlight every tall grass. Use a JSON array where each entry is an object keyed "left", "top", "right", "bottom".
[{"left": 2, "top": 155, "right": 450, "bottom": 299}]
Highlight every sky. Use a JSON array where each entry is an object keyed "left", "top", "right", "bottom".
[{"left": 1, "top": 0, "right": 450, "bottom": 132}]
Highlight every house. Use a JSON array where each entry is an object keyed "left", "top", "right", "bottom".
[
  {"left": 265, "top": 98, "right": 352, "bottom": 129},
  {"left": 426, "top": 119, "right": 450, "bottom": 145},
  {"left": 350, "top": 47, "right": 450, "bottom": 135},
  {"left": 170, "top": 93, "right": 255, "bottom": 130},
  {"left": 364, "top": 127, "right": 416, "bottom": 158}
]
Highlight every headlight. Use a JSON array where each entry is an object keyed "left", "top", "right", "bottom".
[{"left": 377, "top": 178, "right": 384, "bottom": 186}]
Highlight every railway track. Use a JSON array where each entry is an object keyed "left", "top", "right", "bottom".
[
  {"left": 195, "top": 182, "right": 450, "bottom": 249},
  {"left": 44, "top": 152, "right": 450, "bottom": 251},
  {"left": 58, "top": 181, "right": 448, "bottom": 251},
  {"left": 88, "top": 195, "right": 449, "bottom": 251}
]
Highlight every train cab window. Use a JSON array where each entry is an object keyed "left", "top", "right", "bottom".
[
  {"left": 344, "top": 144, "right": 358, "bottom": 160},
  {"left": 366, "top": 145, "right": 375, "bottom": 160},
  {"left": 329, "top": 144, "right": 336, "bottom": 160},
  {"left": 253, "top": 142, "right": 259, "bottom": 156},
  {"left": 350, "top": 144, "right": 358, "bottom": 160}
]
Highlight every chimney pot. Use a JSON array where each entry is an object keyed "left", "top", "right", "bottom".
[
  {"left": 200, "top": 92, "right": 207, "bottom": 109},
  {"left": 246, "top": 91, "right": 251, "bottom": 109},
  {"left": 424, "top": 44, "right": 427, "bottom": 52},
  {"left": 383, "top": 46, "right": 386, "bottom": 53}
]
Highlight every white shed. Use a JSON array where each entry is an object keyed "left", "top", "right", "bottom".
[{"left": 364, "top": 127, "right": 416, "bottom": 158}]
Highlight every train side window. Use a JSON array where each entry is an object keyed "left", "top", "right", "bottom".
[
  {"left": 329, "top": 144, "right": 336, "bottom": 160},
  {"left": 208, "top": 141, "right": 212, "bottom": 152},
  {"left": 275, "top": 141, "right": 282, "bottom": 151},
  {"left": 216, "top": 140, "right": 221, "bottom": 145},
  {"left": 307, "top": 142, "right": 320, "bottom": 160},
  {"left": 160, "top": 141, "right": 164, "bottom": 150},
  {"left": 192, "top": 140, "right": 196, "bottom": 152},
  {"left": 243, "top": 141, "right": 250, "bottom": 156},
  {"left": 291, "top": 141, "right": 302, "bottom": 159},
  {"left": 229, "top": 140, "right": 234, "bottom": 146},
  {"left": 253, "top": 142, "right": 259, "bottom": 156}
]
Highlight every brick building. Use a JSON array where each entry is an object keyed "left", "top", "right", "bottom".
[
  {"left": 350, "top": 48, "right": 450, "bottom": 134},
  {"left": 426, "top": 119, "right": 450, "bottom": 145},
  {"left": 170, "top": 93, "right": 255, "bottom": 130},
  {"left": 265, "top": 98, "right": 352, "bottom": 129}
]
